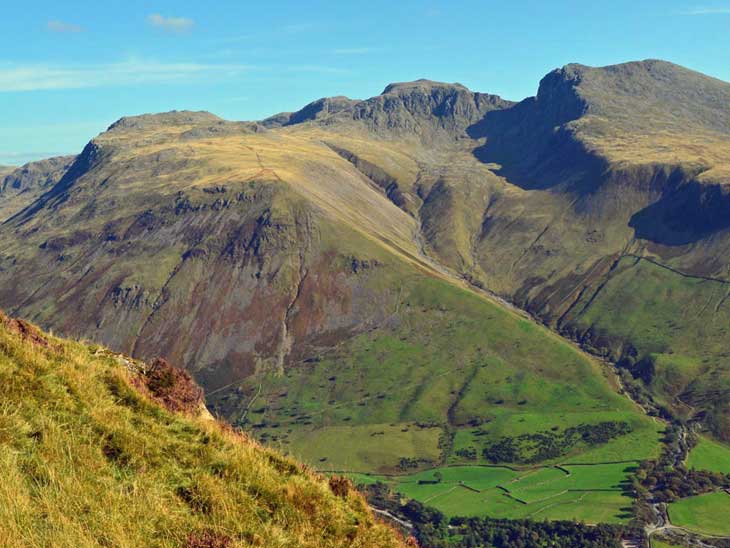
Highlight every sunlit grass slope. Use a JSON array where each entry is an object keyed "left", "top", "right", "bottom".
[
  {"left": 668, "top": 492, "right": 730, "bottom": 537},
  {"left": 687, "top": 436, "right": 730, "bottom": 474},
  {"left": 0, "top": 314, "right": 404, "bottom": 548}
]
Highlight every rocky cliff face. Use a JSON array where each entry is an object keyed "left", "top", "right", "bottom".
[
  {"left": 344, "top": 80, "right": 513, "bottom": 143},
  {"left": 267, "top": 79, "right": 514, "bottom": 145}
]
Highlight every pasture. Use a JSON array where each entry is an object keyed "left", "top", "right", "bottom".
[
  {"left": 669, "top": 492, "right": 730, "bottom": 536},
  {"left": 349, "top": 461, "right": 636, "bottom": 524},
  {"left": 686, "top": 436, "right": 730, "bottom": 474}
]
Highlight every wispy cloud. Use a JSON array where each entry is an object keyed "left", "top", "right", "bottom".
[
  {"left": 147, "top": 13, "right": 194, "bottom": 33},
  {"left": 47, "top": 20, "right": 82, "bottom": 33},
  {"left": 332, "top": 47, "right": 382, "bottom": 55},
  {"left": 0, "top": 59, "right": 254, "bottom": 92},
  {"left": 680, "top": 6, "right": 730, "bottom": 14}
]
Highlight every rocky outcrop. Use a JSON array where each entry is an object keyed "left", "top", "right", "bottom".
[
  {"left": 345, "top": 80, "right": 512, "bottom": 142},
  {"left": 0, "top": 310, "right": 56, "bottom": 349},
  {"left": 267, "top": 79, "right": 514, "bottom": 144},
  {"left": 0, "top": 155, "right": 75, "bottom": 221},
  {"left": 263, "top": 96, "right": 358, "bottom": 127}
]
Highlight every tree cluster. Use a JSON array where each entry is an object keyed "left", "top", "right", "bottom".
[
  {"left": 481, "top": 421, "right": 632, "bottom": 464},
  {"left": 634, "top": 459, "right": 730, "bottom": 503}
]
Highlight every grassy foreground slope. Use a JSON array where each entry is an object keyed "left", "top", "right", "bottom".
[{"left": 0, "top": 312, "right": 404, "bottom": 548}]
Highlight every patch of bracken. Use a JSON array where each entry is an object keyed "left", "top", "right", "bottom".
[
  {"left": 184, "top": 530, "right": 232, "bottom": 548},
  {"left": 329, "top": 475, "right": 353, "bottom": 499},
  {"left": 0, "top": 310, "right": 54, "bottom": 349},
  {"left": 141, "top": 357, "right": 205, "bottom": 414}
]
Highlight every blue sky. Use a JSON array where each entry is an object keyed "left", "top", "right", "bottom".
[{"left": 2, "top": 0, "right": 729, "bottom": 165}]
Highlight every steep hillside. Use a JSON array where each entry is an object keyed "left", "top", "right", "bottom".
[
  {"left": 0, "top": 110, "right": 421, "bottom": 391},
  {"left": 0, "top": 155, "right": 75, "bottom": 221},
  {"left": 0, "top": 311, "right": 404, "bottom": 547}
]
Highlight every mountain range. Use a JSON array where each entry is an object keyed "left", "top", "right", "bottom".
[{"left": 1, "top": 58, "right": 728, "bottom": 479}]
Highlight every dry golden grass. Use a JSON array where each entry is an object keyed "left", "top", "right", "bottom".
[
  {"left": 89, "top": 121, "right": 423, "bottom": 264},
  {"left": 575, "top": 117, "right": 730, "bottom": 183},
  {"left": 0, "top": 317, "right": 406, "bottom": 548}
]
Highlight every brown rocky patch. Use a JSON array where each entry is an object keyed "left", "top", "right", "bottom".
[
  {"left": 0, "top": 311, "right": 54, "bottom": 349},
  {"left": 328, "top": 475, "right": 353, "bottom": 499},
  {"left": 138, "top": 357, "right": 206, "bottom": 415}
]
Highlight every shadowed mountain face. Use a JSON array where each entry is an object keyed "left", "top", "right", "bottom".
[{"left": 0, "top": 60, "right": 729, "bottom": 456}]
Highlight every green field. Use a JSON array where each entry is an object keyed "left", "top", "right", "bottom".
[
  {"left": 349, "top": 462, "right": 636, "bottom": 524},
  {"left": 669, "top": 492, "right": 730, "bottom": 536},
  {"left": 687, "top": 436, "right": 730, "bottom": 474}
]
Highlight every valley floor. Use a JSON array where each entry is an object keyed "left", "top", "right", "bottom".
[{"left": 346, "top": 462, "right": 637, "bottom": 525}]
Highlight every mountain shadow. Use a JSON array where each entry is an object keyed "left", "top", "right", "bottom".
[{"left": 629, "top": 180, "right": 730, "bottom": 245}]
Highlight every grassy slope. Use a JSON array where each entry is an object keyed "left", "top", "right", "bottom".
[
  {"left": 668, "top": 492, "right": 730, "bottom": 536},
  {"left": 572, "top": 257, "right": 730, "bottom": 432},
  {"left": 0, "top": 317, "right": 404, "bottom": 548},
  {"left": 237, "top": 272, "right": 660, "bottom": 473},
  {"left": 574, "top": 258, "right": 730, "bottom": 364}
]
